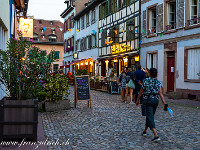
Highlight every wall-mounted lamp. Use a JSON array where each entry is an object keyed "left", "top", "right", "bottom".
[
  {"left": 81, "top": 63, "right": 83, "bottom": 65},
  {"left": 114, "top": 59, "right": 118, "bottom": 62},
  {"left": 135, "top": 56, "right": 139, "bottom": 62},
  {"left": 105, "top": 60, "right": 109, "bottom": 64},
  {"left": 124, "top": 57, "right": 128, "bottom": 63}
]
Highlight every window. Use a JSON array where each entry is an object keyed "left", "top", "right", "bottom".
[
  {"left": 91, "top": 9, "right": 96, "bottom": 24},
  {"left": 77, "top": 19, "right": 80, "bottom": 30},
  {"left": 100, "top": 2, "right": 108, "bottom": 19},
  {"left": 33, "top": 33, "right": 38, "bottom": 41},
  {"left": 92, "top": 34, "right": 96, "bottom": 48},
  {"left": 0, "top": 24, "right": 6, "bottom": 51},
  {"left": 186, "top": 49, "right": 200, "bottom": 80},
  {"left": 49, "top": 38, "right": 56, "bottom": 42},
  {"left": 49, "top": 21, "right": 53, "bottom": 25},
  {"left": 39, "top": 20, "right": 42, "bottom": 24},
  {"left": 54, "top": 51, "right": 60, "bottom": 60},
  {"left": 149, "top": 8, "right": 157, "bottom": 34},
  {"left": 188, "top": 0, "right": 200, "bottom": 25},
  {"left": 52, "top": 30, "right": 56, "bottom": 34},
  {"left": 71, "top": 14, "right": 74, "bottom": 28},
  {"left": 86, "top": 13, "right": 90, "bottom": 27},
  {"left": 81, "top": 16, "right": 85, "bottom": 29},
  {"left": 167, "top": 1, "right": 176, "bottom": 30},
  {"left": 53, "top": 64, "right": 59, "bottom": 72},
  {"left": 42, "top": 34, "right": 45, "bottom": 39},
  {"left": 146, "top": 53, "right": 158, "bottom": 69},
  {"left": 41, "top": 29, "right": 44, "bottom": 33}
]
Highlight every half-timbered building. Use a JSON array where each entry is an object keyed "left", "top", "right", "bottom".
[{"left": 98, "top": 0, "right": 141, "bottom": 77}]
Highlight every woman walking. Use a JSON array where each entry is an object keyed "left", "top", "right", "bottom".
[
  {"left": 125, "top": 68, "right": 135, "bottom": 104},
  {"left": 136, "top": 68, "right": 168, "bottom": 141},
  {"left": 118, "top": 67, "right": 127, "bottom": 103}
]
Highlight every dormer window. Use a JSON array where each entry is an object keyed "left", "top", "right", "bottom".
[
  {"left": 41, "top": 28, "right": 44, "bottom": 33},
  {"left": 49, "top": 21, "right": 53, "bottom": 25},
  {"left": 41, "top": 34, "right": 45, "bottom": 39},
  {"left": 51, "top": 28, "right": 56, "bottom": 34},
  {"left": 48, "top": 34, "right": 57, "bottom": 42},
  {"left": 39, "top": 20, "right": 42, "bottom": 24}
]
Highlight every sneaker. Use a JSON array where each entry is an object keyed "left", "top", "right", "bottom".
[
  {"left": 142, "top": 132, "right": 147, "bottom": 136},
  {"left": 129, "top": 101, "right": 134, "bottom": 104},
  {"left": 152, "top": 137, "right": 161, "bottom": 142},
  {"left": 125, "top": 101, "right": 128, "bottom": 104}
]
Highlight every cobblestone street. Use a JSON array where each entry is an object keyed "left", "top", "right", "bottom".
[{"left": 42, "top": 86, "right": 200, "bottom": 150}]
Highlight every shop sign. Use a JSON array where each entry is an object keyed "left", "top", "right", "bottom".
[
  {"left": 111, "top": 44, "right": 132, "bottom": 54},
  {"left": 19, "top": 18, "right": 33, "bottom": 38}
]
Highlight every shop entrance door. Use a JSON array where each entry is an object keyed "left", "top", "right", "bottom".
[{"left": 167, "top": 56, "right": 175, "bottom": 92}]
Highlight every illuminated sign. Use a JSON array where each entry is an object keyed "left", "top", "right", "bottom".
[
  {"left": 111, "top": 44, "right": 132, "bottom": 54},
  {"left": 105, "top": 37, "right": 113, "bottom": 44},
  {"left": 19, "top": 18, "right": 33, "bottom": 38}
]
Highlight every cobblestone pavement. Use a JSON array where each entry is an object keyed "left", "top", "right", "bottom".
[{"left": 41, "top": 86, "right": 200, "bottom": 150}]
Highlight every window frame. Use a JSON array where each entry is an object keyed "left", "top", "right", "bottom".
[
  {"left": 146, "top": 51, "right": 158, "bottom": 69},
  {"left": 147, "top": 4, "right": 158, "bottom": 35},
  {"left": 81, "top": 16, "right": 85, "bottom": 30},
  {"left": 91, "top": 9, "right": 96, "bottom": 24},
  {"left": 167, "top": 1, "right": 176, "bottom": 30},
  {"left": 184, "top": 46, "right": 200, "bottom": 82},
  {"left": 86, "top": 12, "right": 90, "bottom": 27}
]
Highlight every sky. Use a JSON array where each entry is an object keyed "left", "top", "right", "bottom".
[{"left": 27, "top": 0, "right": 66, "bottom": 22}]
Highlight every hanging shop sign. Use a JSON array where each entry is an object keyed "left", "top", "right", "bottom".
[
  {"left": 19, "top": 18, "right": 33, "bottom": 38},
  {"left": 111, "top": 44, "right": 132, "bottom": 54}
]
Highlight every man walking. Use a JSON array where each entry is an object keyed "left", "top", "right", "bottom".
[{"left": 134, "top": 65, "right": 146, "bottom": 103}]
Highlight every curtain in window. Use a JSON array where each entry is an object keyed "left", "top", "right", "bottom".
[
  {"left": 187, "top": 49, "right": 200, "bottom": 79},
  {"left": 147, "top": 54, "right": 152, "bottom": 69}
]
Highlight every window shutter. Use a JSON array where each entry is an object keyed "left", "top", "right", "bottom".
[
  {"left": 156, "top": 4, "right": 163, "bottom": 33},
  {"left": 66, "top": 19, "right": 68, "bottom": 31},
  {"left": 143, "top": 10, "right": 146, "bottom": 35},
  {"left": 177, "top": 0, "right": 184, "bottom": 28},
  {"left": 101, "top": 30, "right": 107, "bottom": 47}
]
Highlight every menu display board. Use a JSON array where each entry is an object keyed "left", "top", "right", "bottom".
[{"left": 75, "top": 76, "right": 91, "bottom": 108}]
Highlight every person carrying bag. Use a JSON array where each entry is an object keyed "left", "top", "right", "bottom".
[{"left": 136, "top": 68, "right": 168, "bottom": 142}]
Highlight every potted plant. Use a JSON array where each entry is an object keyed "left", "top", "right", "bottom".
[
  {"left": 0, "top": 31, "right": 54, "bottom": 141},
  {"left": 44, "top": 74, "right": 70, "bottom": 112},
  {"left": 94, "top": 77, "right": 101, "bottom": 90}
]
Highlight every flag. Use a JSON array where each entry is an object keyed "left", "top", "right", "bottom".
[
  {"left": 160, "top": 33, "right": 163, "bottom": 37},
  {"left": 43, "top": 27, "right": 46, "bottom": 31},
  {"left": 76, "top": 29, "right": 79, "bottom": 33},
  {"left": 142, "top": 29, "right": 145, "bottom": 33},
  {"left": 100, "top": 30, "right": 103, "bottom": 34},
  {"left": 114, "top": 30, "right": 117, "bottom": 34},
  {"left": 68, "top": 29, "right": 71, "bottom": 33},
  {"left": 122, "top": 30, "right": 125, "bottom": 34},
  {"left": 92, "top": 30, "right": 96, "bottom": 34}
]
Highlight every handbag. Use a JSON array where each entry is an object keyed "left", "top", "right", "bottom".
[{"left": 128, "top": 79, "right": 135, "bottom": 89}]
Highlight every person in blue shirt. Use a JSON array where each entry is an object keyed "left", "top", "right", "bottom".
[{"left": 134, "top": 64, "right": 146, "bottom": 103}]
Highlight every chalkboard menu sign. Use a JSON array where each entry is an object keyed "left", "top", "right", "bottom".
[
  {"left": 110, "top": 81, "right": 119, "bottom": 94},
  {"left": 75, "top": 75, "right": 91, "bottom": 108}
]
